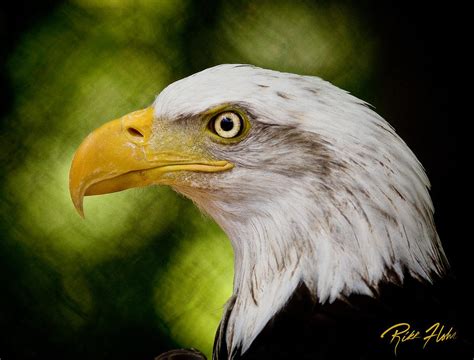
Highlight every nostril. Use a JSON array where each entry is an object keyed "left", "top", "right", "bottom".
[{"left": 126, "top": 127, "right": 144, "bottom": 138}]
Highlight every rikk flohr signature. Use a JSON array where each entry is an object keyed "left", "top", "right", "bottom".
[{"left": 380, "top": 322, "right": 456, "bottom": 355}]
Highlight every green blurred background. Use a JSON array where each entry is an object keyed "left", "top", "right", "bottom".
[{"left": 0, "top": 1, "right": 468, "bottom": 359}]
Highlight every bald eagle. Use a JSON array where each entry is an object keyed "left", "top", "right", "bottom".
[{"left": 69, "top": 65, "right": 464, "bottom": 359}]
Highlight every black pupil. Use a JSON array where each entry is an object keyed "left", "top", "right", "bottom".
[{"left": 220, "top": 117, "right": 235, "bottom": 132}]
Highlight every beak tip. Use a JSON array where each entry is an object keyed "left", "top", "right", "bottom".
[
  {"left": 69, "top": 161, "right": 86, "bottom": 218},
  {"left": 69, "top": 183, "right": 86, "bottom": 218},
  {"left": 72, "top": 197, "right": 86, "bottom": 219}
]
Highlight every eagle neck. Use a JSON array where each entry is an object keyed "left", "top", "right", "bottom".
[{"left": 213, "top": 196, "right": 315, "bottom": 357}]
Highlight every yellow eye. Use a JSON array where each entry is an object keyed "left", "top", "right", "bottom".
[{"left": 212, "top": 112, "right": 242, "bottom": 139}]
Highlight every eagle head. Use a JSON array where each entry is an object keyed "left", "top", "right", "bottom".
[{"left": 69, "top": 64, "right": 448, "bottom": 355}]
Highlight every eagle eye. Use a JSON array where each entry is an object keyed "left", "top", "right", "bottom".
[{"left": 211, "top": 112, "right": 243, "bottom": 139}]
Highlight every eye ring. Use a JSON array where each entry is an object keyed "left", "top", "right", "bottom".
[{"left": 211, "top": 111, "right": 243, "bottom": 139}]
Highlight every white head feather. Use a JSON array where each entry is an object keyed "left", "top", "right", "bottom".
[{"left": 153, "top": 64, "right": 447, "bottom": 356}]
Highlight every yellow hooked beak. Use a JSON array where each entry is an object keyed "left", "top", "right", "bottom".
[{"left": 69, "top": 107, "right": 233, "bottom": 217}]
